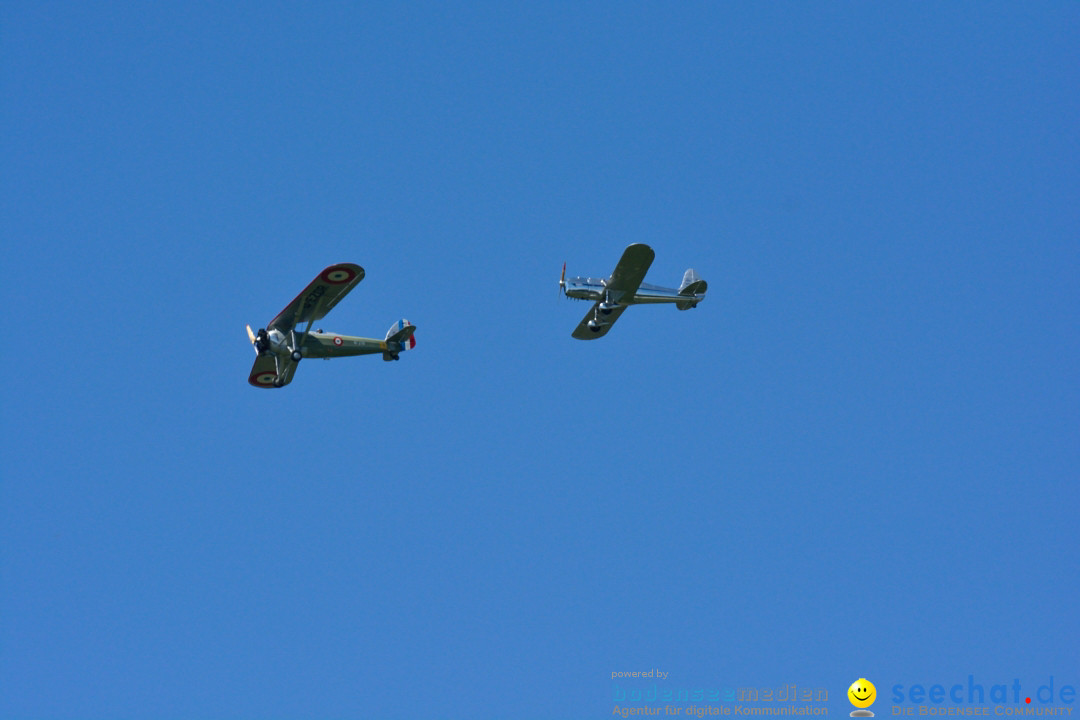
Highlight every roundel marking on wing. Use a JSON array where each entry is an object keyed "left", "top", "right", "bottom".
[
  {"left": 321, "top": 265, "right": 358, "bottom": 284},
  {"left": 250, "top": 371, "right": 277, "bottom": 387},
  {"left": 333, "top": 336, "right": 343, "bottom": 346}
]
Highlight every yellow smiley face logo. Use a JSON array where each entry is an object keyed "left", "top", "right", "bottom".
[{"left": 848, "top": 679, "right": 876, "bottom": 708}]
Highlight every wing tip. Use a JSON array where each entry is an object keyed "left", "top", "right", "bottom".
[{"left": 319, "top": 263, "right": 365, "bottom": 285}]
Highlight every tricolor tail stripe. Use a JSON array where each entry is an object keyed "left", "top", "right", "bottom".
[{"left": 397, "top": 319, "right": 415, "bottom": 350}]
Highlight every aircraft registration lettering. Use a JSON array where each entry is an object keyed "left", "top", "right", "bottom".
[{"left": 302, "top": 285, "right": 327, "bottom": 310}]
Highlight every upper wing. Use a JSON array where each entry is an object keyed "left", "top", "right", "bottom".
[
  {"left": 248, "top": 353, "right": 298, "bottom": 388},
  {"left": 571, "top": 302, "right": 628, "bottom": 340},
  {"left": 606, "top": 243, "right": 655, "bottom": 300},
  {"left": 268, "top": 263, "right": 365, "bottom": 334}
]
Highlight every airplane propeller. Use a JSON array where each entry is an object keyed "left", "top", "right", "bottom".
[
  {"left": 246, "top": 324, "right": 269, "bottom": 354},
  {"left": 559, "top": 262, "right": 566, "bottom": 298}
]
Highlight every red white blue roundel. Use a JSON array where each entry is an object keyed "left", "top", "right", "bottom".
[
  {"left": 320, "top": 265, "right": 358, "bottom": 284},
  {"left": 333, "top": 336, "right": 343, "bottom": 346},
  {"left": 250, "top": 370, "right": 277, "bottom": 387}
]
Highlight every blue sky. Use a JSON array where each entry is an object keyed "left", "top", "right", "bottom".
[{"left": 2, "top": 3, "right": 1077, "bottom": 719}]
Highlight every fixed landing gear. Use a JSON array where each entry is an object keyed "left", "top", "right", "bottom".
[{"left": 598, "top": 292, "right": 619, "bottom": 316}]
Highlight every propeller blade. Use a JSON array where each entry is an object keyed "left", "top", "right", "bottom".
[
  {"left": 559, "top": 262, "right": 566, "bottom": 298},
  {"left": 246, "top": 324, "right": 257, "bottom": 345}
]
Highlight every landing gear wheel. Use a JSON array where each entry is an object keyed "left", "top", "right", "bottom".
[{"left": 291, "top": 350, "right": 302, "bottom": 362}]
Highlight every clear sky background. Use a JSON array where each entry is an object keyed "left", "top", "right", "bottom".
[{"left": 2, "top": 3, "right": 1077, "bottom": 719}]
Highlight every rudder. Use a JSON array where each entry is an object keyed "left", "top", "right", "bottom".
[
  {"left": 383, "top": 319, "right": 416, "bottom": 360},
  {"left": 676, "top": 269, "right": 707, "bottom": 310}
]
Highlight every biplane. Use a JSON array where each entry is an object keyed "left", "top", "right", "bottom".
[
  {"left": 559, "top": 243, "right": 707, "bottom": 339},
  {"left": 246, "top": 263, "right": 415, "bottom": 388}
]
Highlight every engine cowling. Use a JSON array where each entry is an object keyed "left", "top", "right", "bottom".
[{"left": 254, "top": 328, "right": 270, "bottom": 354}]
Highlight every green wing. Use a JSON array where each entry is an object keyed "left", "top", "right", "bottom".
[
  {"left": 570, "top": 244, "right": 654, "bottom": 339},
  {"left": 606, "top": 243, "right": 655, "bottom": 300},
  {"left": 268, "top": 263, "right": 365, "bottom": 334},
  {"left": 571, "top": 303, "right": 629, "bottom": 340},
  {"left": 248, "top": 353, "right": 298, "bottom": 388}
]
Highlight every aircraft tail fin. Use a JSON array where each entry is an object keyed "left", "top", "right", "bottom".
[
  {"left": 383, "top": 319, "right": 416, "bottom": 361},
  {"left": 676, "top": 269, "right": 707, "bottom": 310}
]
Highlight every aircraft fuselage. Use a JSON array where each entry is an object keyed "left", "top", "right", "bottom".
[
  {"left": 260, "top": 328, "right": 388, "bottom": 359},
  {"left": 563, "top": 277, "right": 701, "bottom": 306}
]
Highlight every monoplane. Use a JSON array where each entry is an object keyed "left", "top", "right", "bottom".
[
  {"left": 246, "top": 263, "right": 415, "bottom": 388},
  {"left": 559, "top": 243, "right": 707, "bottom": 339}
]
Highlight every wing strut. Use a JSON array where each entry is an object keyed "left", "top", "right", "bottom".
[{"left": 290, "top": 292, "right": 329, "bottom": 359}]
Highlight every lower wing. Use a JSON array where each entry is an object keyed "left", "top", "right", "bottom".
[
  {"left": 248, "top": 354, "right": 298, "bottom": 388},
  {"left": 571, "top": 302, "right": 628, "bottom": 340}
]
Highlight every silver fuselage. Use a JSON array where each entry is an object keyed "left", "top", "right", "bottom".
[{"left": 563, "top": 277, "right": 704, "bottom": 306}]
